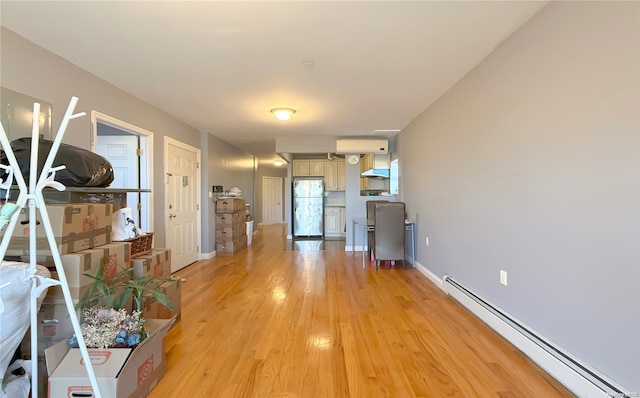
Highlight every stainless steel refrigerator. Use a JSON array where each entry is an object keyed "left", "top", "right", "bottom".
[{"left": 293, "top": 178, "right": 324, "bottom": 237}]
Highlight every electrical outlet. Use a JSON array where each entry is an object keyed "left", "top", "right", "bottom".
[
  {"left": 500, "top": 270, "right": 508, "bottom": 286},
  {"left": 425, "top": 236, "right": 429, "bottom": 246}
]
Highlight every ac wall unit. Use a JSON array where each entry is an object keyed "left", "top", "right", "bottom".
[{"left": 336, "top": 139, "right": 388, "bottom": 154}]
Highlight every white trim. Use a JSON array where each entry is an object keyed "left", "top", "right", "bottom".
[
  {"left": 416, "top": 268, "right": 629, "bottom": 397},
  {"left": 200, "top": 250, "right": 216, "bottom": 260},
  {"left": 344, "top": 246, "right": 372, "bottom": 252},
  {"left": 414, "top": 261, "right": 445, "bottom": 291},
  {"left": 442, "top": 279, "right": 615, "bottom": 398},
  {"left": 90, "top": 111, "right": 154, "bottom": 233},
  {"left": 164, "top": 137, "right": 202, "bottom": 266}
]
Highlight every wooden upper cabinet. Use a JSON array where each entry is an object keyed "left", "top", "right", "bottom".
[
  {"left": 309, "top": 161, "right": 325, "bottom": 176},
  {"left": 337, "top": 161, "right": 346, "bottom": 190},
  {"left": 325, "top": 160, "right": 346, "bottom": 191},
  {"left": 294, "top": 159, "right": 344, "bottom": 190},
  {"left": 325, "top": 161, "right": 338, "bottom": 190},
  {"left": 292, "top": 160, "right": 310, "bottom": 176},
  {"left": 360, "top": 154, "right": 374, "bottom": 173}
]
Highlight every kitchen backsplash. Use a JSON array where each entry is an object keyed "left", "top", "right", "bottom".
[{"left": 324, "top": 191, "right": 346, "bottom": 206}]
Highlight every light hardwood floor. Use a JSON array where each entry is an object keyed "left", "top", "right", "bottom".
[{"left": 149, "top": 224, "right": 575, "bottom": 398}]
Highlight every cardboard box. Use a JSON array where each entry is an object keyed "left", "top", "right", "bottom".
[
  {"left": 38, "top": 299, "right": 83, "bottom": 342},
  {"left": 217, "top": 211, "right": 243, "bottom": 225},
  {"left": 216, "top": 234, "right": 247, "bottom": 256},
  {"left": 0, "top": 203, "right": 113, "bottom": 255},
  {"left": 37, "top": 295, "right": 128, "bottom": 344},
  {"left": 214, "top": 224, "right": 245, "bottom": 241},
  {"left": 215, "top": 212, "right": 243, "bottom": 226},
  {"left": 130, "top": 249, "right": 171, "bottom": 279},
  {"left": 142, "top": 277, "right": 182, "bottom": 323},
  {"left": 42, "top": 242, "right": 131, "bottom": 303},
  {"left": 216, "top": 198, "right": 245, "bottom": 213},
  {"left": 46, "top": 318, "right": 174, "bottom": 398}
]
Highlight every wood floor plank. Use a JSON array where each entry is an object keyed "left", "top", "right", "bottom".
[{"left": 148, "top": 224, "right": 575, "bottom": 398}]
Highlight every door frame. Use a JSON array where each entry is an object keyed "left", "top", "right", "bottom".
[
  {"left": 262, "top": 176, "right": 283, "bottom": 224},
  {"left": 163, "top": 136, "right": 201, "bottom": 261},
  {"left": 90, "top": 111, "right": 153, "bottom": 232}
]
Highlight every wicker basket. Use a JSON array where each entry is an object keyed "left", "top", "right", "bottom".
[{"left": 117, "top": 232, "right": 154, "bottom": 257}]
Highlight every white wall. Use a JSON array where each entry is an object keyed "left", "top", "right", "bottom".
[
  {"left": 399, "top": 2, "right": 639, "bottom": 392},
  {"left": 1, "top": 27, "right": 202, "bottom": 248},
  {"left": 1, "top": 27, "right": 255, "bottom": 254},
  {"left": 204, "top": 132, "right": 255, "bottom": 253}
]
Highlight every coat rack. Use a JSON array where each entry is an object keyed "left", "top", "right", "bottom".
[{"left": 0, "top": 97, "right": 103, "bottom": 398}]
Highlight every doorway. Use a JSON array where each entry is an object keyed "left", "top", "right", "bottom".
[
  {"left": 164, "top": 137, "right": 201, "bottom": 272},
  {"left": 91, "top": 111, "right": 152, "bottom": 232},
  {"left": 262, "top": 176, "right": 283, "bottom": 224}
]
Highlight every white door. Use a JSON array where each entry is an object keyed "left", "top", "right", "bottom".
[
  {"left": 91, "top": 112, "right": 153, "bottom": 234},
  {"left": 165, "top": 139, "right": 200, "bottom": 272},
  {"left": 262, "top": 176, "right": 283, "bottom": 224},
  {"left": 96, "top": 135, "right": 140, "bottom": 225}
]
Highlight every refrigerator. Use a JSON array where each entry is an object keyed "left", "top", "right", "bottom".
[{"left": 293, "top": 178, "right": 324, "bottom": 237}]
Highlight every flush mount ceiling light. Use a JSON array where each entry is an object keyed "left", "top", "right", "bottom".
[{"left": 271, "top": 107, "right": 296, "bottom": 121}]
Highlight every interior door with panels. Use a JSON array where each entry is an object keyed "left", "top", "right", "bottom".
[{"left": 165, "top": 139, "right": 200, "bottom": 272}]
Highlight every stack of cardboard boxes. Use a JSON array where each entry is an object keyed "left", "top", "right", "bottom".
[
  {"left": 0, "top": 202, "right": 181, "bottom": 397},
  {"left": 215, "top": 198, "right": 248, "bottom": 256}
]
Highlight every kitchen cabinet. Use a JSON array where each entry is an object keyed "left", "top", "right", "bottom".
[
  {"left": 324, "top": 207, "right": 341, "bottom": 237},
  {"left": 324, "top": 161, "right": 338, "bottom": 190},
  {"left": 360, "top": 154, "right": 373, "bottom": 173},
  {"left": 294, "top": 160, "right": 325, "bottom": 176},
  {"left": 324, "top": 161, "right": 345, "bottom": 191},
  {"left": 309, "top": 161, "right": 325, "bottom": 176},
  {"left": 337, "top": 162, "right": 346, "bottom": 190},
  {"left": 360, "top": 153, "right": 390, "bottom": 172},
  {"left": 324, "top": 206, "right": 346, "bottom": 237},
  {"left": 292, "top": 160, "right": 310, "bottom": 176},
  {"left": 360, "top": 153, "right": 390, "bottom": 195},
  {"left": 294, "top": 159, "right": 342, "bottom": 189},
  {"left": 360, "top": 177, "right": 369, "bottom": 191}
]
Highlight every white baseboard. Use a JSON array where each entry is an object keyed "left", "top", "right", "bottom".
[
  {"left": 414, "top": 260, "right": 444, "bottom": 291},
  {"left": 200, "top": 250, "right": 216, "bottom": 260},
  {"left": 442, "top": 278, "right": 615, "bottom": 398},
  {"left": 344, "top": 246, "right": 367, "bottom": 253},
  {"left": 414, "top": 264, "right": 629, "bottom": 397}
]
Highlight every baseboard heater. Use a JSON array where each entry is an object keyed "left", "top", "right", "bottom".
[{"left": 442, "top": 276, "right": 630, "bottom": 398}]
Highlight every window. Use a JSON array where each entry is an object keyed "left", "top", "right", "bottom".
[{"left": 389, "top": 159, "right": 399, "bottom": 195}]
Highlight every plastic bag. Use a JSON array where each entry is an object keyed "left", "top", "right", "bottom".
[
  {"left": 0, "top": 138, "right": 114, "bottom": 187},
  {"left": 111, "top": 207, "right": 141, "bottom": 240},
  {"left": 1, "top": 359, "right": 31, "bottom": 398},
  {"left": 0, "top": 263, "right": 32, "bottom": 388}
]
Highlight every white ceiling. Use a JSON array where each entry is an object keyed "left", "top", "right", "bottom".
[{"left": 0, "top": 1, "right": 546, "bottom": 165}]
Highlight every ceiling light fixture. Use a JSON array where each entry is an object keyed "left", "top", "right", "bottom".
[
  {"left": 271, "top": 107, "right": 296, "bottom": 121},
  {"left": 274, "top": 161, "right": 284, "bottom": 166}
]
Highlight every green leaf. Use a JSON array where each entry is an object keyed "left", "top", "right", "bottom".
[
  {"left": 113, "top": 289, "right": 132, "bottom": 310},
  {"left": 151, "top": 288, "right": 174, "bottom": 310}
]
